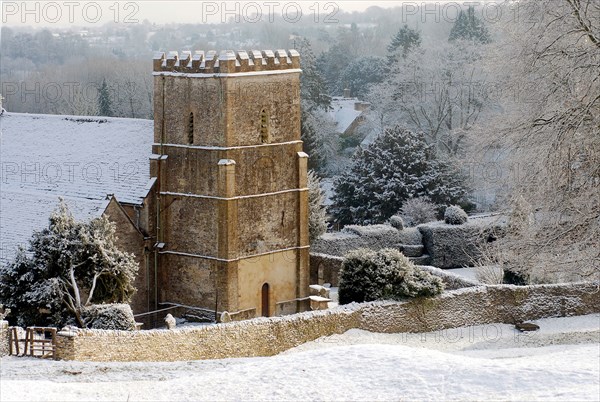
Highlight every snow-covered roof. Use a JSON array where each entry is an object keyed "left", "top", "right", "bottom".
[
  {"left": 360, "top": 130, "right": 379, "bottom": 148},
  {"left": 0, "top": 112, "right": 153, "bottom": 264},
  {"left": 0, "top": 191, "right": 109, "bottom": 264},
  {"left": 0, "top": 113, "right": 153, "bottom": 204},
  {"left": 328, "top": 97, "right": 364, "bottom": 134}
]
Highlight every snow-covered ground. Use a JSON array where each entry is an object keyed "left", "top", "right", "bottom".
[{"left": 1, "top": 314, "right": 598, "bottom": 401}]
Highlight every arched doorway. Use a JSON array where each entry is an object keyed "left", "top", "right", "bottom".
[{"left": 261, "top": 283, "right": 270, "bottom": 317}]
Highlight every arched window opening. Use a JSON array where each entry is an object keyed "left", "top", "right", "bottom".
[
  {"left": 260, "top": 109, "right": 270, "bottom": 143},
  {"left": 261, "top": 283, "right": 270, "bottom": 317},
  {"left": 187, "top": 112, "right": 194, "bottom": 145}
]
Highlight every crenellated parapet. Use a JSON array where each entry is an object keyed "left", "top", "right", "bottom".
[{"left": 153, "top": 49, "right": 300, "bottom": 74}]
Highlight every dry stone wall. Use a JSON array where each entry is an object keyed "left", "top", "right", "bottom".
[
  {"left": 55, "top": 308, "right": 361, "bottom": 362},
  {"left": 359, "top": 282, "right": 600, "bottom": 333},
  {"left": 0, "top": 321, "right": 8, "bottom": 357},
  {"left": 54, "top": 282, "right": 599, "bottom": 362}
]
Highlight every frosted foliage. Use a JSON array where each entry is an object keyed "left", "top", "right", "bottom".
[
  {"left": 308, "top": 170, "right": 327, "bottom": 243},
  {"left": 0, "top": 304, "right": 10, "bottom": 320},
  {"left": 400, "top": 197, "right": 438, "bottom": 227},
  {"left": 332, "top": 126, "right": 468, "bottom": 225},
  {"left": 444, "top": 205, "right": 468, "bottom": 225},
  {"left": 83, "top": 304, "right": 136, "bottom": 331},
  {"left": 0, "top": 201, "right": 138, "bottom": 328},
  {"left": 369, "top": 41, "right": 491, "bottom": 157},
  {"left": 389, "top": 216, "right": 404, "bottom": 231},
  {"left": 338, "top": 248, "right": 443, "bottom": 304},
  {"left": 474, "top": 1, "right": 600, "bottom": 281}
]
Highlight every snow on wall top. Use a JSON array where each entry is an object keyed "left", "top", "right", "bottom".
[
  {"left": 0, "top": 112, "right": 153, "bottom": 264},
  {"left": 329, "top": 97, "right": 364, "bottom": 134},
  {"left": 153, "top": 49, "right": 300, "bottom": 74}
]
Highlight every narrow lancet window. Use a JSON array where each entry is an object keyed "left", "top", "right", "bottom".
[
  {"left": 188, "top": 112, "right": 194, "bottom": 145},
  {"left": 260, "top": 109, "right": 270, "bottom": 143}
]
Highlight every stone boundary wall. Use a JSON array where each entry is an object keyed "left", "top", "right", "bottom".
[
  {"left": 55, "top": 282, "right": 599, "bottom": 362},
  {"left": 359, "top": 282, "right": 600, "bottom": 333},
  {"left": 0, "top": 321, "right": 8, "bottom": 357},
  {"left": 55, "top": 308, "right": 361, "bottom": 362}
]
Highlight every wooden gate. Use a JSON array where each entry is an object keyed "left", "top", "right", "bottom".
[{"left": 9, "top": 327, "right": 57, "bottom": 358}]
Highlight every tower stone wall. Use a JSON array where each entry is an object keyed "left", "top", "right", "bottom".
[{"left": 151, "top": 50, "right": 309, "bottom": 317}]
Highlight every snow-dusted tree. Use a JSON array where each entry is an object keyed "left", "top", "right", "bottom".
[
  {"left": 97, "top": 78, "right": 113, "bottom": 117},
  {"left": 296, "top": 38, "right": 338, "bottom": 174},
  {"left": 387, "top": 24, "right": 421, "bottom": 62},
  {"left": 331, "top": 126, "right": 469, "bottom": 225},
  {"left": 474, "top": 0, "right": 600, "bottom": 282},
  {"left": 0, "top": 202, "right": 138, "bottom": 327},
  {"left": 448, "top": 6, "right": 491, "bottom": 44},
  {"left": 335, "top": 56, "right": 388, "bottom": 99},
  {"left": 308, "top": 170, "right": 327, "bottom": 243},
  {"left": 296, "top": 38, "right": 330, "bottom": 112},
  {"left": 370, "top": 41, "right": 490, "bottom": 157},
  {"left": 301, "top": 111, "right": 326, "bottom": 173}
]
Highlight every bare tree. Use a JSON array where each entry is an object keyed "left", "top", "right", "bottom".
[
  {"left": 475, "top": 0, "right": 600, "bottom": 282},
  {"left": 371, "top": 41, "right": 491, "bottom": 157}
]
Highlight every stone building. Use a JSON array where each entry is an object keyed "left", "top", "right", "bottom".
[
  {"left": 151, "top": 49, "right": 309, "bottom": 317},
  {"left": 0, "top": 50, "right": 309, "bottom": 320}
]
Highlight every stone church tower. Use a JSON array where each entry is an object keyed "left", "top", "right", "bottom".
[{"left": 151, "top": 50, "right": 309, "bottom": 319}]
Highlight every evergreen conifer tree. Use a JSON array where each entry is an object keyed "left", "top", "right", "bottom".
[
  {"left": 331, "top": 126, "right": 469, "bottom": 225},
  {"left": 448, "top": 6, "right": 491, "bottom": 44},
  {"left": 97, "top": 78, "right": 113, "bottom": 116},
  {"left": 308, "top": 170, "right": 327, "bottom": 243},
  {"left": 387, "top": 25, "right": 421, "bottom": 62}
]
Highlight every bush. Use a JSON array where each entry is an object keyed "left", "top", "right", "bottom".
[
  {"left": 389, "top": 215, "right": 404, "bottom": 230},
  {"left": 400, "top": 197, "right": 439, "bottom": 226},
  {"left": 82, "top": 304, "right": 136, "bottom": 330},
  {"left": 444, "top": 205, "right": 468, "bottom": 225},
  {"left": 338, "top": 248, "right": 444, "bottom": 304}
]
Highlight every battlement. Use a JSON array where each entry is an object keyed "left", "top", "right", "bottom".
[{"left": 153, "top": 49, "right": 300, "bottom": 74}]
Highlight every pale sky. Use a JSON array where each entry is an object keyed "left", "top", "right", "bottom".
[{"left": 1, "top": 1, "right": 468, "bottom": 28}]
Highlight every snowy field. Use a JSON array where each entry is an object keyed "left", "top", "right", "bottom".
[{"left": 1, "top": 314, "right": 598, "bottom": 401}]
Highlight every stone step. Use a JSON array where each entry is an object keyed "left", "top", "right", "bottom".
[{"left": 409, "top": 254, "right": 431, "bottom": 266}]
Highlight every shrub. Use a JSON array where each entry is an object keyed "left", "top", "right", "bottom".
[
  {"left": 82, "top": 304, "right": 136, "bottom": 330},
  {"left": 338, "top": 248, "right": 444, "bottom": 304},
  {"left": 397, "top": 267, "right": 445, "bottom": 298},
  {"left": 444, "top": 205, "right": 468, "bottom": 225},
  {"left": 400, "top": 197, "right": 439, "bottom": 226},
  {"left": 389, "top": 215, "right": 404, "bottom": 230}
]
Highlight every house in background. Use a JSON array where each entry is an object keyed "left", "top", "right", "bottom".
[{"left": 328, "top": 89, "right": 370, "bottom": 137}]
